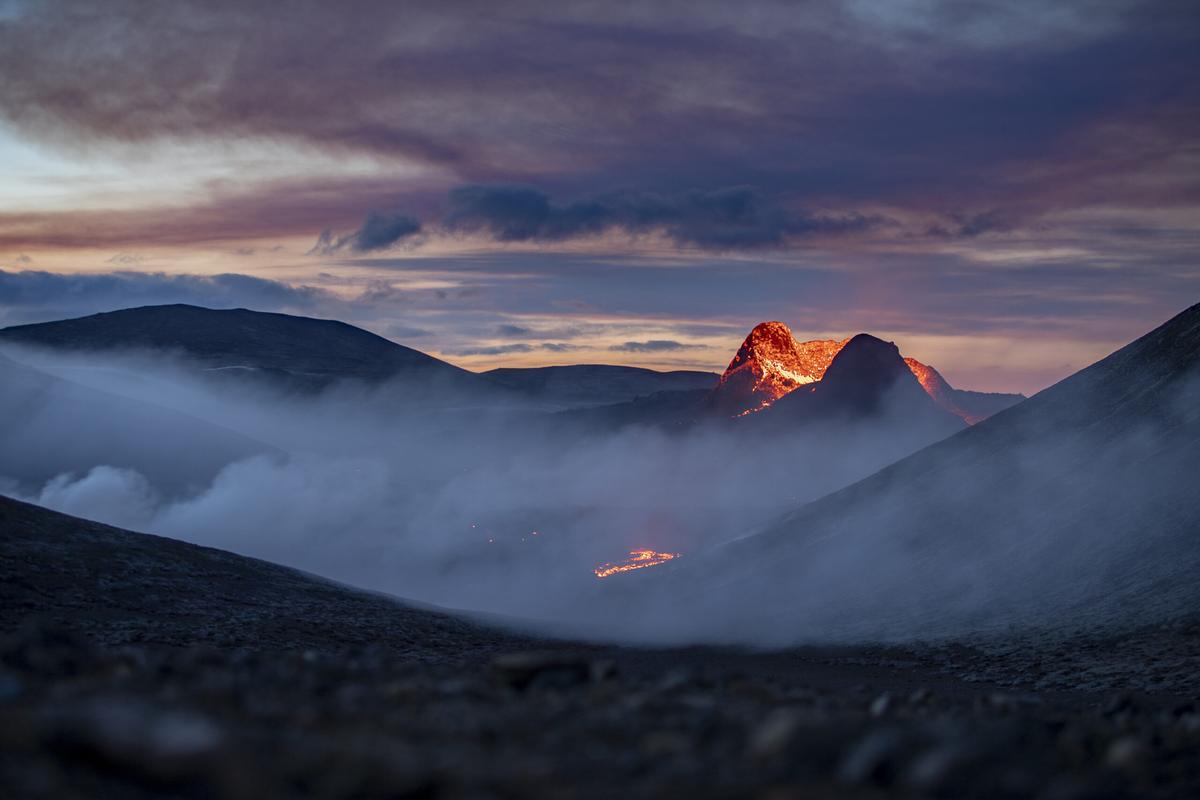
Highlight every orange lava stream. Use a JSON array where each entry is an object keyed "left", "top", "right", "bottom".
[
  {"left": 903, "top": 357, "right": 943, "bottom": 398},
  {"left": 593, "top": 549, "right": 681, "bottom": 578}
]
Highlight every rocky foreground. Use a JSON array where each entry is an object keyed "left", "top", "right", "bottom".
[{"left": 2, "top": 496, "right": 1199, "bottom": 799}]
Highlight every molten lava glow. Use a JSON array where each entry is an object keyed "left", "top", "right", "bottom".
[
  {"left": 715, "top": 321, "right": 982, "bottom": 422},
  {"left": 903, "top": 357, "right": 946, "bottom": 400},
  {"left": 904, "top": 357, "right": 983, "bottom": 424},
  {"left": 713, "top": 321, "right": 850, "bottom": 415},
  {"left": 593, "top": 549, "right": 681, "bottom": 578}
]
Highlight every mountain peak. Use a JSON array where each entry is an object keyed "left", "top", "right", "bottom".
[
  {"left": 710, "top": 321, "right": 848, "bottom": 415},
  {"left": 760, "top": 332, "right": 966, "bottom": 438},
  {"left": 819, "top": 334, "right": 923, "bottom": 407}
]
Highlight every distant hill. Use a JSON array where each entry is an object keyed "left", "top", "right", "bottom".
[
  {"left": 0, "top": 305, "right": 487, "bottom": 393},
  {"left": 484, "top": 364, "right": 717, "bottom": 408},
  {"left": 640, "top": 302, "right": 1200, "bottom": 642}
]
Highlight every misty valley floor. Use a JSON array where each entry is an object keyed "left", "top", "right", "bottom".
[{"left": 3, "top": 497, "right": 1200, "bottom": 799}]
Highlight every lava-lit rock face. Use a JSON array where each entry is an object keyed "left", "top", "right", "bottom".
[
  {"left": 905, "top": 357, "right": 974, "bottom": 423},
  {"left": 711, "top": 321, "right": 1019, "bottom": 423},
  {"left": 904, "top": 357, "right": 1014, "bottom": 424},
  {"left": 710, "top": 321, "right": 848, "bottom": 415},
  {"left": 903, "top": 357, "right": 951, "bottom": 402}
]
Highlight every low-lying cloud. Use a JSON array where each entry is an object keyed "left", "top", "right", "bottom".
[
  {"left": 0, "top": 345, "right": 974, "bottom": 630},
  {"left": 1, "top": 317, "right": 1197, "bottom": 648}
]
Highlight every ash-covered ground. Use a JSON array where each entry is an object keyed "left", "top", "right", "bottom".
[{"left": 3, "top": 496, "right": 1199, "bottom": 800}]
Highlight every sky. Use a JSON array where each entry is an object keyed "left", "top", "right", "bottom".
[{"left": 0, "top": 0, "right": 1197, "bottom": 394}]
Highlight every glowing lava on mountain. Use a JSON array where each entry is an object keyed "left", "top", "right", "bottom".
[
  {"left": 904, "top": 357, "right": 987, "bottom": 424},
  {"left": 711, "top": 320, "right": 1001, "bottom": 423},
  {"left": 594, "top": 549, "right": 681, "bottom": 578},
  {"left": 710, "top": 321, "right": 848, "bottom": 415}
]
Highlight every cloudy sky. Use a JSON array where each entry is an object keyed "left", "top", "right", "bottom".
[{"left": 1, "top": 0, "right": 1197, "bottom": 393}]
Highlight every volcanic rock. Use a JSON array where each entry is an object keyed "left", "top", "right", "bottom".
[
  {"left": 709, "top": 321, "right": 847, "bottom": 415},
  {"left": 760, "top": 333, "right": 966, "bottom": 436},
  {"left": 904, "top": 357, "right": 1024, "bottom": 424},
  {"left": 708, "top": 321, "right": 1020, "bottom": 423}
]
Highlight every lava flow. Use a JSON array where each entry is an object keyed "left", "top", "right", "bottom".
[{"left": 593, "top": 549, "right": 681, "bottom": 578}]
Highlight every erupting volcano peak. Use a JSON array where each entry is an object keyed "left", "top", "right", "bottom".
[
  {"left": 708, "top": 321, "right": 1024, "bottom": 422},
  {"left": 710, "top": 321, "right": 848, "bottom": 415}
]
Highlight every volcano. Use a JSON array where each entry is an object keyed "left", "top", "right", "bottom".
[
  {"left": 709, "top": 320, "right": 1022, "bottom": 422},
  {"left": 904, "top": 357, "right": 1024, "bottom": 424},
  {"left": 645, "top": 301, "right": 1200, "bottom": 642},
  {"left": 708, "top": 321, "right": 847, "bottom": 415},
  {"left": 756, "top": 333, "right": 966, "bottom": 446}
]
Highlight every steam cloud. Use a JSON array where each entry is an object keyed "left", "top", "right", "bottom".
[{"left": 1, "top": 339, "right": 1196, "bottom": 647}]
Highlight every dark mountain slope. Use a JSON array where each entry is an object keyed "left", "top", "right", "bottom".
[
  {"left": 0, "top": 494, "right": 525, "bottom": 659},
  {"left": 0, "top": 352, "right": 272, "bottom": 494},
  {"left": 5, "top": 494, "right": 1200, "bottom": 798},
  {"left": 638, "top": 303, "right": 1200, "bottom": 642},
  {"left": 743, "top": 334, "right": 965, "bottom": 453},
  {"left": 0, "top": 305, "right": 485, "bottom": 392},
  {"left": 765, "top": 334, "right": 962, "bottom": 423}
]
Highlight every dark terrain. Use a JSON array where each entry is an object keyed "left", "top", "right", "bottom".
[
  {"left": 635, "top": 302, "right": 1200, "bottom": 643},
  {"left": 2, "top": 303, "right": 1198, "bottom": 798},
  {"left": 0, "top": 306, "right": 715, "bottom": 411},
  {"left": 483, "top": 364, "right": 717, "bottom": 408},
  {"left": 3, "top": 496, "right": 1199, "bottom": 799},
  {"left": 752, "top": 333, "right": 965, "bottom": 438},
  {"left": 0, "top": 305, "right": 485, "bottom": 395}
]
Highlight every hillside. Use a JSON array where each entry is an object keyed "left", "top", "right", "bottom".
[
  {"left": 0, "top": 305, "right": 484, "bottom": 392},
  {"left": 643, "top": 303, "right": 1200, "bottom": 643},
  {"left": 4, "top": 494, "right": 1199, "bottom": 798},
  {"left": 484, "top": 364, "right": 717, "bottom": 408}
]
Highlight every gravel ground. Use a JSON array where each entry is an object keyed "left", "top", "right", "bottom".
[{"left": 3, "top": 496, "right": 1199, "bottom": 799}]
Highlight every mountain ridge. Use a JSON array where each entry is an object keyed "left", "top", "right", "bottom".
[
  {"left": 639, "top": 301, "right": 1200, "bottom": 642},
  {"left": 709, "top": 320, "right": 1023, "bottom": 423},
  {"left": 0, "top": 304, "right": 481, "bottom": 392}
]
